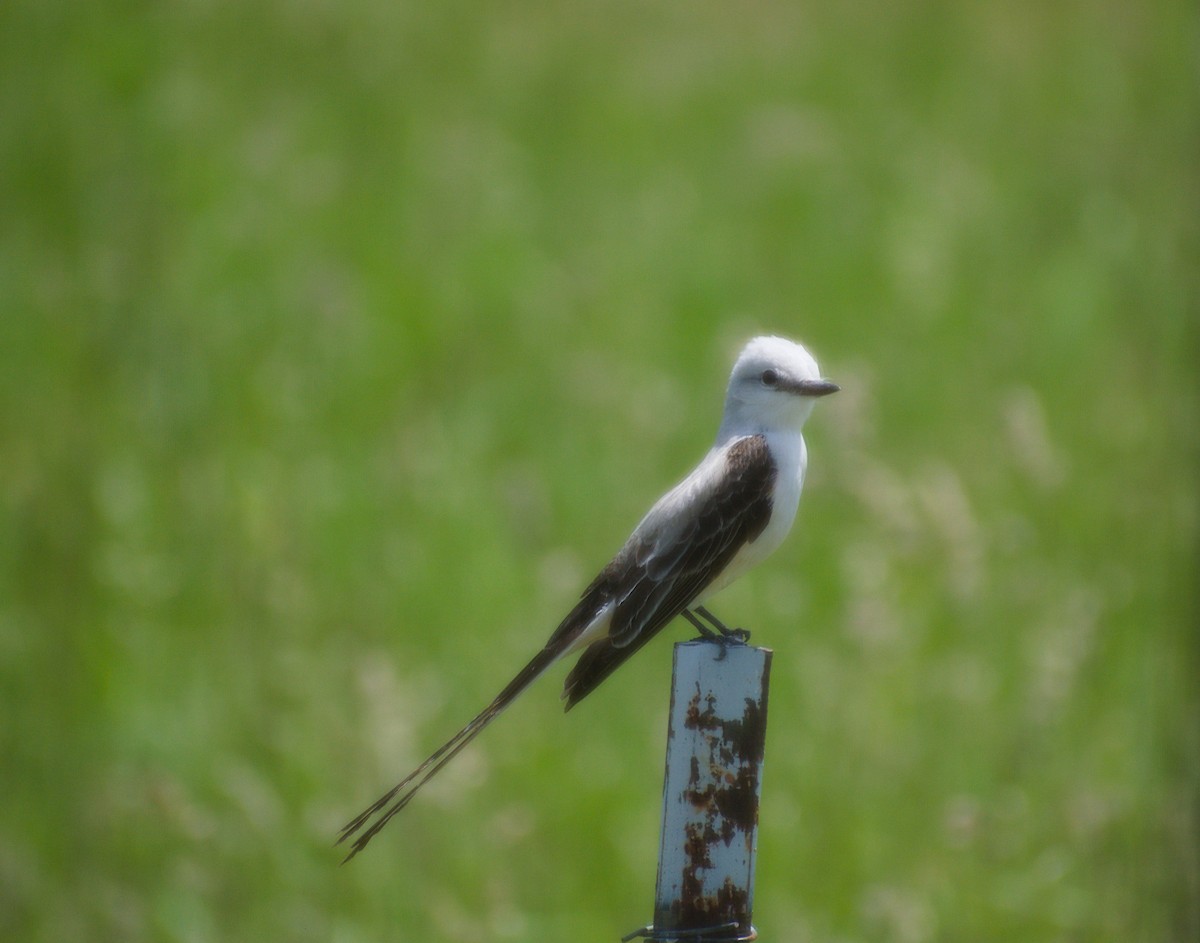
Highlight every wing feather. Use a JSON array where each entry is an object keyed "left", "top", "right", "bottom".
[{"left": 561, "top": 434, "right": 776, "bottom": 709}]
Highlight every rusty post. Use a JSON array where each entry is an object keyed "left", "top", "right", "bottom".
[{"left": 630, "top": 639, "right": 772, "bottom": 942}]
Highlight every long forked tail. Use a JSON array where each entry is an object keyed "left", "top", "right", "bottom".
[{"left": 337, "top": 644, "right": 562, "bottom": 862}]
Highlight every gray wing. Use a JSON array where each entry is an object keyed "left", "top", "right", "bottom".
[{"left": 559, "top": 434, "right": 776, "bottom": 710}]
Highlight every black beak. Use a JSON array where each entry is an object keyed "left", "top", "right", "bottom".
[{"left": 794, "top": 379, "right": 840, "bottom": 398}]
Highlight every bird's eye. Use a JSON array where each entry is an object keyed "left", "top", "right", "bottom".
[{"left": 760, "top": 369, "right": 779, "bottom": 387}]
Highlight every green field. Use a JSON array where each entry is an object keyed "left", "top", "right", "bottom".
[{"left": 2, "top": 1, "right": 1196, "bottom": 940}]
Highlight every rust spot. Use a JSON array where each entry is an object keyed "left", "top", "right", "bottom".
[
  {"left": 715, "top": 876, "right": 750, "bottom": 919},
  {"left": 712, "top": 697, "right": 768, "bottom": 765},
  {"left": 682, "top": 688, "right": 769, "bottom": 764},
  {"left": 683, "top": 687, "right": 722, "bottom": 732},
  {"left": 670, "top": 871, "right": 753, "bottom": 932},
  {"left": 684, "top": 755, "right": 708, "bottom": 809},
  {"left": 679, "top": 825, "right": 706, "bottom": 923},
  {"left": 679, "top": 684, "right": 769, "bottom": 840},
  {"left": 682, "top": 821, "right": 714, "bottom": 871},
  {"left": 713, "top": 764, "right": 760, "bottom": 836}
]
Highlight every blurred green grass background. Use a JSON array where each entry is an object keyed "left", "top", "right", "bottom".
[{"left": 1, "top": 1, "right": 1196, "bottom": 940}]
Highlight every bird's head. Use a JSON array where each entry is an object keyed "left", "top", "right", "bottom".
[{"left": 718, "top": 335, "right": 839, "bottom": 439}]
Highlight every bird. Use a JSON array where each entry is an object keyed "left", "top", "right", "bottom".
[{"left": 338, "top": 335, "right": 838, "bottom": 860}]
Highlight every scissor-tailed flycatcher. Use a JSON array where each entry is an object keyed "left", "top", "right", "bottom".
[{"left": 339, "top": 335, "right": 837, "bottom": 860}]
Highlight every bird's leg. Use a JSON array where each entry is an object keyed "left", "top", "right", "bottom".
[
  {"left": 681, "top": 609, "right": 735, "bottom": 659},
  {"left": 694, "top": 606, "right": 751, "bottom": 644},
  {"left": 681, "top": 608, "right": 722, "bottom": 640},
  {"left": 682, "top": 606, "right": 751, "bottom": 645}
]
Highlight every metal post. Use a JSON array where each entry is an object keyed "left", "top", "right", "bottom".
[{"left": 625, "top": 639, "right": 772, "bottom": 942}]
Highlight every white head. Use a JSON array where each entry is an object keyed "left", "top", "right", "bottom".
[{"left": 716, "top": 335, "right": 839, "bottom": 441}]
